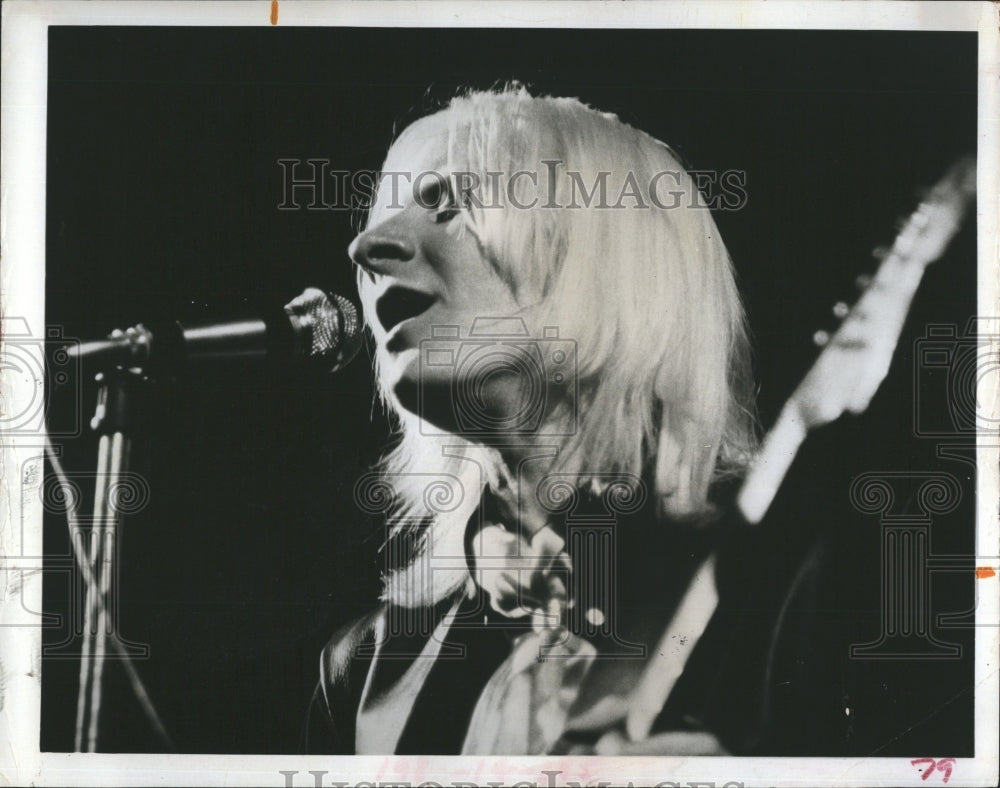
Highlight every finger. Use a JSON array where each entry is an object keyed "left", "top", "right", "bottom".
[
  {"left": 487, "top": 577, "right": 541, "bottom": 617},
  {"left": 490, "top": 597, "right": 532, "bottom": 618},
  {"left": 595, "top": 729, "right": 728, "bottom": 756}
]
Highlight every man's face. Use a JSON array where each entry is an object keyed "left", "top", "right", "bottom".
[{"left": 349, "top": 114, "right": 532, "bottom": 435}]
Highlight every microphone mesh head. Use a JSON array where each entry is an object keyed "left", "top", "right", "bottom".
[{"left": 284, "top": 288, "right": 363, "bottom": 373}]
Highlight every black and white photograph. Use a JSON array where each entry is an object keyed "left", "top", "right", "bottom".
[{"left": 1, "top": 1, "right": 998, "bottom": 786}]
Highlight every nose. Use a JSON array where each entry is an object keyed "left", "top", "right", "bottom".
[{"left": 349, "top": 226, "right": 416, "bottom": 274}]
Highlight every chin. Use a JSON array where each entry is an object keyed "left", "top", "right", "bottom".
[{"left": 382, "top": 349, "right": 422, "bottom": 410}]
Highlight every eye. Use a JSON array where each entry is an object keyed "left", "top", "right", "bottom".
[
  {"left": 417, "top": 175, "right": 448, "bottom": 209},
  {"left": 435, "top": 207, "right": 460, "bottom": 224},
  {"left": 417, "top": 175, "right": 461, "bottom": 224}
]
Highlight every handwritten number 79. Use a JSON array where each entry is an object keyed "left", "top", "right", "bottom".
[{"left": 911, "top": 758, "right": 956, "bottom": 783}]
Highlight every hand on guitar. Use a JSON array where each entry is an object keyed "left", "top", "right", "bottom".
[
  {"left": 593, "top": 728, "right": 729, "bottom": 756},
  {"left": 608, "top": 157, "right": 977, "bottom": 755}
]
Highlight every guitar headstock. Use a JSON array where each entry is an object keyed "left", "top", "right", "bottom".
[
  {"left": 791, "top": 156, "right": 976, "bottom": 431},
  {"left": 892, "top": 156, "right": 977, "bottom": 267},
  {"left": 738, "top": 156, "right": 975, "bottom": 526}
]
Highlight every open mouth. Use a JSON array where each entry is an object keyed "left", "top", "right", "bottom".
[{"left": 375, "top": 286, "right": 436, "bottom": 333}]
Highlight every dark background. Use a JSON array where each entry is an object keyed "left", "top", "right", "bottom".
[{"left": 43, "top": 27, "right": 978, "bottom": 754}]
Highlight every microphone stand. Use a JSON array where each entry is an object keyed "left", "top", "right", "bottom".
[
  {"left": 64, "top": 289, "right": 359, "bottom": 750},
  {"left": 74, "top": 366, "right": 146, "bottom": 752}
]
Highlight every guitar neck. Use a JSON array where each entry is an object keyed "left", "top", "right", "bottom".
[
  {"left": 737, "top": 157, "right": 975, "bottom": 524},
  {"left": 736, "top": 402, "right": 810, "bottom": 524},
  {"left": 738, "top": 250, "right": 932, "bottom": 525}
]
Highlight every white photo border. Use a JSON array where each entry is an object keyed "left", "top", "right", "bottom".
[{"left": 1, "top": 1, "right": 997, "bottom": 786}]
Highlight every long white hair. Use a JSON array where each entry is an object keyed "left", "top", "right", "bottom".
[{"left": 355, "top": 87, "right": 757, "bottom": 607}]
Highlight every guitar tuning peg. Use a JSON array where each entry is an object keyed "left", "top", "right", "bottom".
[
  {"left": 871, "top": 246, "right": 890, "bottom": 261},
  {"left": 911, "top": 204, "right": 931, "bottom": 229},
  {"left": 855, "top": 273, "right": 873, "bottom": 290},
  {"left": 832, "top": 301, "right": 850, "bottom": 319},
  {"left": 813, "top": 329, "right": 831, "bottom": 347}
]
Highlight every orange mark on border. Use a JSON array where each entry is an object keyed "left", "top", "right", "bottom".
[
  {"left": 270, "top": 0, "right": 278, "bottom": 25},
  {"left": 975, "top": 566, "right": 996, "bottom": 579}
]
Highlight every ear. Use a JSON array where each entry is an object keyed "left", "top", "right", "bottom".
[
  {"left": 654, "top": 407, "right": 720, "bottom": 519},
  {"left": 654, "top": 411, "right": 693, "bottom": 518}
]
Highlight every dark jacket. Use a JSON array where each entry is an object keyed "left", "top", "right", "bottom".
[{"left": 303, "top": 483, "right": 846, "bottom": 755}]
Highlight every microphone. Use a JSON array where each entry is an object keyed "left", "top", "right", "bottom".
[{"left": 66, "top": 288, "right": 363, "bottom": 375}]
